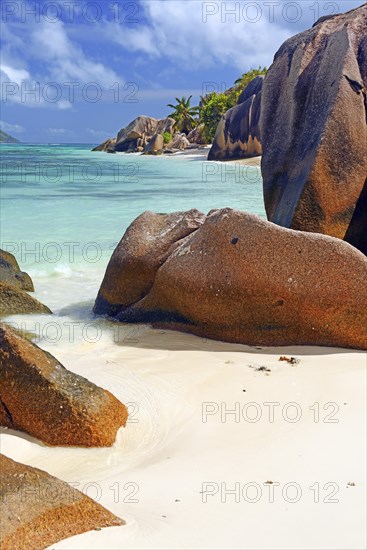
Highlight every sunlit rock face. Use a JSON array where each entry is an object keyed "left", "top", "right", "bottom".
[{"left": 94, "top": 208, "right": 367, "bottom": 350}]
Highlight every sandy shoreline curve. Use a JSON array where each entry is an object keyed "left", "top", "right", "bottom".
[{"left": 1, "top": 322, "right": 365, "bottom": 550}]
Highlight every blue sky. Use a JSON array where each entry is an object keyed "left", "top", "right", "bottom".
[{"left": 1, "top": 0, "right": 365, "bottom": 143}]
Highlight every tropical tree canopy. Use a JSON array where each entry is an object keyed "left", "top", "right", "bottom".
[{"left": 167, "top": 96, "right": 200, "bottom": 134}]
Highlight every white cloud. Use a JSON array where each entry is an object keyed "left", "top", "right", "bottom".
[
  {"left": 105, "top": 0, "right": 365, "bottom": 70},
  {"left": 0, "top": 8, "right": 124, "bottom": 109},
  {"left": 87, "top": 128, "right": 114, "bottom": 137},
  {"left": 103, "top": 1, "right": 289, "bottom": 70},
  {"left": 48, "top": 128, "right": 68, "bottom": 134},
  {"left": 0, "top": 120, "right": 25, "bottom": 134},
  {"left": 30, "top": 19, "right": 123, "bottom": 86},
  {"left": 0, "top": 65, "right": 30, "bottom": 85}
]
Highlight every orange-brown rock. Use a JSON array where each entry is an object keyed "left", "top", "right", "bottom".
[
  {"left": 0, "top": 324, "right": 128, "bottom": 446},
  {"left": 261, "top": 5, "right": 367, "bottom": 251},
  {"left": 0, "top": 282, "right": 51, "bottom": 316},
  {"left": 0, "top": 249, "right": 34, "bottom": 291},
  {"left": 95, "top": 208, "right": 367, "bottom": 350},
  {"left": 0, "top": 454, "right": 124, "bottom": 550},
  {"left": 94, "top": 209, "right": 206, "bottom": 316}
]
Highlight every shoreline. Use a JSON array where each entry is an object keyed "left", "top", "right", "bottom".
[
  {"left": 111, "top": 145, "right": 262, "bottom": 167},
  {"left": 1, "top": 323, "right": 366, "bottom": 550}
]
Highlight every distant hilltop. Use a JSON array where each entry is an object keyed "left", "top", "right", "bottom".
[{"left": 0, "top": 130, "right": 20, "bottom": 143}]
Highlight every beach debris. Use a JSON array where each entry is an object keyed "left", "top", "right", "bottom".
[
  {"left": 279, "top": 356, "right": 300, "bottom": 365},
  {"left": 347, "top": 482, "right": 356, "bottom": 487},
  {"left": 248, "top": 364, "right": 271, "bottom": 373},
  {"left": 264, "top": 481, "right": 273, "bottom": 484}
]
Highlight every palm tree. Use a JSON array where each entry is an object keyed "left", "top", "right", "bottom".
[{"left": 167, "top": 96, "right": 200, "bottom": 134}]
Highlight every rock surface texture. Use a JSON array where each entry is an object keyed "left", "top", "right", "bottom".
[
  {"left": 261, "top": 5, "right": 367, "bottom": 252},
  {"left": 0, "top": 324, "right": 128, "bottom": 446},
  {"left": 94, "top": 209, "right": 367, "bottom": 350},
  {"left": 94, "top": 116, "right": 176, "bottom": 153},
  {"left": 0, "top": 282, "right": 51, "bottom": 316},
  {"left": 0, "top": 454, "right": 124, "bottom": 550},
  {"left": 94, "top": 209, "right": 206, "bottom": 316},
  {"left": 0, "top": 250, "right": 34, "bottom": 291},
  {"left": 92, "top": 137, "right": 117, "bottom": 152},
  {"left": 208, "top": 76, "right": 263, "bottom": 160}
]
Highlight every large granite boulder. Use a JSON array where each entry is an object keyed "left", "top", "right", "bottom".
[
  {"left": 92, "top": 137, "right": 116, "bottom": 152},
  {"left": 143, "top": 133, "right": 164, "bottom": 155},
  {"left": 207, "top": 76, "right": 263, "bottom": 160},
  {"left": 114, "top": 115, "right": 158, "bottom": 152},
  {"left": 0, "top": 324, "right": 128, "bottom": 446},
  {"left": 0, "top": 282, "right": 51, "bottom": 316},
  {"left": 0, "top": 454, "right": 124, "bottom": 550},
  {"left": 94, "top": 209, "right": 367, "bottom": 350},
  {"left": 261, "top": 5, "right": 367, "bottom": 250},
  {"left": 94, "top": 116, "right": 176, "bottom": 153},
  {"left": 94, "top": 209, "right": 206, "bottom": 316}
]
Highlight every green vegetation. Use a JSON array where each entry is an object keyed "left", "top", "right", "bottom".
[
  {"left": 200, "top": 67, "right": 267, "bottom": 142},
  {"left": 234, "top": 66, "right": 267, "bottom": 88},
  {"left": 167, "top": 96, "right": 200, "bottom": 134},
  {"left": 199, "top": 93, "right": 233, "bottom": 142},
  {"left": 167, "top": 68, "right": 267, "bottom": 143},
  {"left": 163, "top": 131, "right": 172, "bottom": 144}
]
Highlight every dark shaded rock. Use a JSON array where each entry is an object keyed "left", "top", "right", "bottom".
[
  {"left": 94, "top": 209, "right": 206, "bottom": 316},
  {"left": 344, "top": 177, "right": 367, "bottom": 255},
  {"left": 0, "top": 282, "right": 51, "bottom": 316},
  {"left": 0, "top": 324, "right": 128, "bottom": 446},
  {"left": 95, "top": 209, "right": 367, "bottom": 350},
  {"left": 261, "top": 4, "right": 367, "bottom": 247},
  {"left": 92, "top": 138, "right": 116, "bottom": 152},
  {"left": 0, "top": 249, "right": 34, "bottom": 291},
  {"left": 0, "top": 454, "right": 124, "bottom": 550},
  {"left": 237, "top": 75, "right": 264, "bottom": 105},
  {"left": 208, "top": 76, "right": 263, "bottom": 160}
]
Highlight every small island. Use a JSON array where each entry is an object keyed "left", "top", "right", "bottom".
[{"left": 0, "top": 130, "right": 20, "bottom": 143}]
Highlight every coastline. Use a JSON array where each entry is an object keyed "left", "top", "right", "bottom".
[
  {"left": 113, "top": 146, "right": 262, "bottom": 167},
  {"left": 1, "top": 143, "right": 365, "bottom": 550}
]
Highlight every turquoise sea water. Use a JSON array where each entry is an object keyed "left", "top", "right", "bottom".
[{"left": 1, "top": 143, "right": 265, "bottom": 282}]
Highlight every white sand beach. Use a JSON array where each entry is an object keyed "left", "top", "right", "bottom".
[{"left": 1, "top": 319, "right": 365, "bottom": 549}]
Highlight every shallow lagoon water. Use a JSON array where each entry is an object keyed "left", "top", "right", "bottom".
[{"left": 1, "top": 143, "right": 265, "bottom": 280}]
